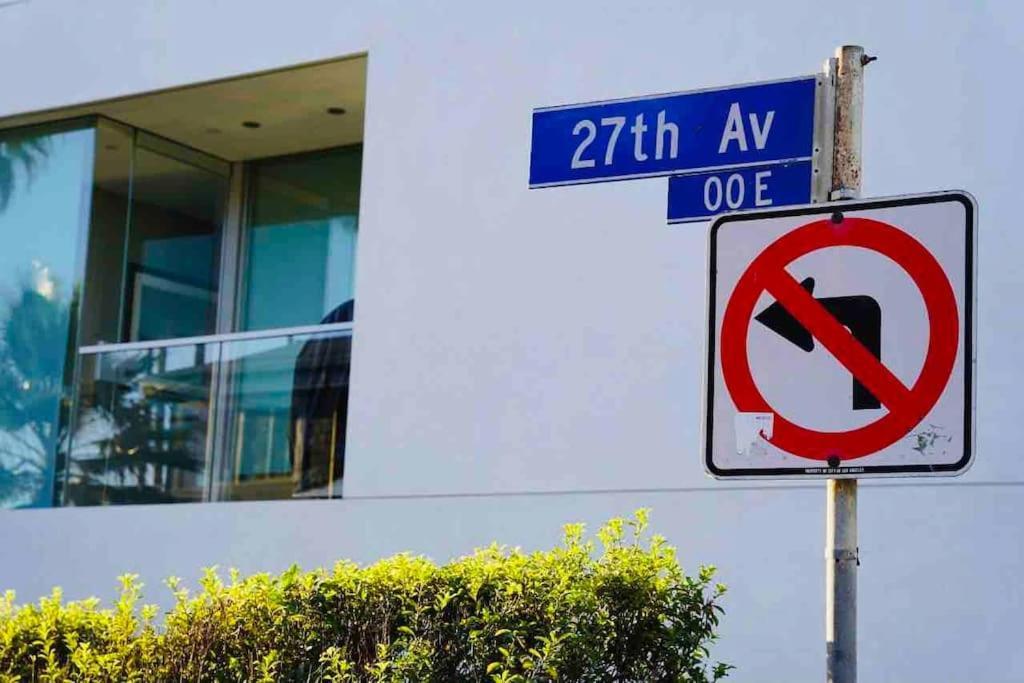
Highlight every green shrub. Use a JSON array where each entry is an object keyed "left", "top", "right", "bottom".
[{"left": 0, "top": 511, "right": 729, "bottom": 682}]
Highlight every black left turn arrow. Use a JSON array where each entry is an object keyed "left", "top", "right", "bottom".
[{"left": 755, "top": 277, "right": 882, "bottom": 410}]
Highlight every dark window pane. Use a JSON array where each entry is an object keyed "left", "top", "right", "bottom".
[
  {"left": 125, "top": 137, "right": 227, "bottom": 341},
  {"left": 214, "top": 328, "right": 350, "bottom": 501},
  {"left": 78, "top": 128, "right": 228, "bottom": 346},
  {"left": 240, "top": 146, "right": 360, "bottom": 331},
  {"left": 79, "top": 121, "right": 132, "bottom": 346}
]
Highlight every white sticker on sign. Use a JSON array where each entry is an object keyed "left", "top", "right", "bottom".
[{"left": 734, "top": 413, "right": 774, "bottom": 456}]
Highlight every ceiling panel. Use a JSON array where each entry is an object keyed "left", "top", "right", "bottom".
[{"left": 0, "top": 56, "right": 367, "bottom": 162}]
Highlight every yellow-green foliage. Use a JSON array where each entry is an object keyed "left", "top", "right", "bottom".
[{"left": 0, "top": 511, "right": 729, "bottom": 682}]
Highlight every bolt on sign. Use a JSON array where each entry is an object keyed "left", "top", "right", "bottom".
[{"left": 704, "top": 191, "right": 976, "bottom": 478}]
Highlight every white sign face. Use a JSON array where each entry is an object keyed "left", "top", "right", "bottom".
[{"left": 704, "top": 191, "right": 976, "bottom": 478}]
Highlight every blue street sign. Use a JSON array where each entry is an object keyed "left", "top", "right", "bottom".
[
  {"left": 529, "top": 76, "right": 818, "bottom": 188},
  {"left": 667, "top": 160, "right": 813, "bottom": 223}
]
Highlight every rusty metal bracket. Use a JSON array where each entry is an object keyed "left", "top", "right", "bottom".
[{"left": 829, "top": 548, "right": 861, "bottom": 566}]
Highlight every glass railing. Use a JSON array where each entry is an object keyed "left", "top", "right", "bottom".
[{"left": 62, "top": 323, "right": 352, "bottom": 506}]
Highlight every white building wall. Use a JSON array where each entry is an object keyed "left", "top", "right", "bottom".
[{"left": 0, "top": 1, "right": 1021, "bottom": 681}]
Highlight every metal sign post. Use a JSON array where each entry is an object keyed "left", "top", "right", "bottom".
[
  {"left": 529, "top": 42, "right": 976, "bottom": 683},
  {"left": 826, "top": 44, "right": 869, "bottom": 683},
  {"left": 701, "top": 54, "right": 974, "bottom": 683}
]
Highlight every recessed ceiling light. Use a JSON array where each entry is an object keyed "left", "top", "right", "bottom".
[
  {"left": 326, "top": 107, "right": 347, "bottom": 116},
  {"left": 242, "top": 121, "right": 261, "bottom": 129}
]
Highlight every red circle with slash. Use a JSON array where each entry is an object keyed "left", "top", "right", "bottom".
[{"left": 720, "top": 216, "right": 959, "bottom": 461}]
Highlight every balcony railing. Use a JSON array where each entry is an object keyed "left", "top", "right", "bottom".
[{"left": 63, "top": 323, "right": 352, "bottom": 505}]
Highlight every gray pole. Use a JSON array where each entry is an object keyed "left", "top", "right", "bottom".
[
  {"left": 826, "top": 44, "right": 870, "bottom": 683},
  {"left": 826, "top": 477, "right": 858, "bottom": 683}
]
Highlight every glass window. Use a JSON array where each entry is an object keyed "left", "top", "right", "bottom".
[
  {"left": 126, "top": 135, "right": 227, "bottom": 341},
  {"left": 58, "top": 124, "right": 230, "bottom": 507},
  {"left": 66, "top": 341, "right": 216, "bottom": 505},
  {"left": 213, "top": 328, "right": 351, "bottom": 501},
  {"left": 1, "top": 115, "right": 360, "bottom": 507},
  {"left": 210, "top": 145, "right": 361, "bottom": 502},
  {"left": 239, "top": 146, "right": 360, "bottom": 331},
  {"left": 79, "top": 121, "right": 132, "bottom": 347},
  {"left": 0, "top": 122, "right": 95, "bottom": 508},
  {"left": 78, "top": 128, "right": 229, "bottom": 346}
]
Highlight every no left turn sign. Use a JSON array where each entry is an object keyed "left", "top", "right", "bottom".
[{"left": 704, "top": 192, "right": 976, "bottom": 478}]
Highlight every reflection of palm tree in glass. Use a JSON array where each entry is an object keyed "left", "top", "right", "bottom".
[
  {"left": 0, "top": 133, "right": 59, "bottom": 506},
  {"left": 0, "top": 280, "right": 71, "bottom": 507},
  {"left": 68, "top": 350, "right": 208, "bottom": 505},
  {"left": 0, "top": 134, "right": 48, "bottom": 210}
]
